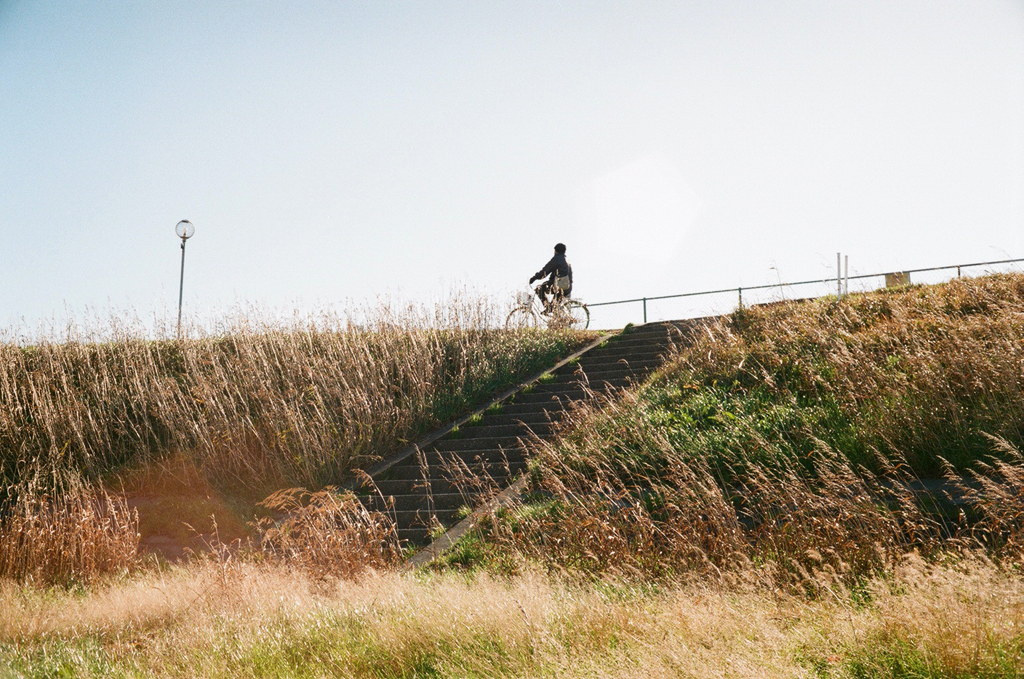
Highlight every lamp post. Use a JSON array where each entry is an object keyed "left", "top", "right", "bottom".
[{"left": 175, "top": 220, "right": 195, "bottom": 337}]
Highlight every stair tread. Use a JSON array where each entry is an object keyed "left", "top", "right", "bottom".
[{"left": 369, "top": 475, "right": 513, "bottom": 495}]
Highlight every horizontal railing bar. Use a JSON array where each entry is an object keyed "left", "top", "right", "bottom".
[
  {"left": 586, "top": 257, "right": 1023, "bottom": 309},
  {"left": 588, "top": 286, "right": 741, "bottom": 307}
]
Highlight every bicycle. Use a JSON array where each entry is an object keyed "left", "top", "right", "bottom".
[{"left": 505, "top": 286, "right": 590, "bottom": 330}]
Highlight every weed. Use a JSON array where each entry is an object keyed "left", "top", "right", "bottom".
[
  {"left": 0, "top": 483, "right": 139, "bottom": 586},
  {"left": 255, "top": 487, "right": 399, "bottom": 580}
]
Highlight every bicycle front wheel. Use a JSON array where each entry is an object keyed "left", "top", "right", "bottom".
[
  {"left": 565, "top": 300, "right": 590, "bottom": 330},
  {"left": 505, "top": 305, "right": 540, "bottom": 329}
]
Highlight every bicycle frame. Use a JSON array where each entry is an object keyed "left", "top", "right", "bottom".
[{"left": 508, "top": 286, "right": 588, "bottom": 330}]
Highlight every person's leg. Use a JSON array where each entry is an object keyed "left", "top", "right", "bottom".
[{"left": 536, "top": 282, "right": 551, "bottom": 309}]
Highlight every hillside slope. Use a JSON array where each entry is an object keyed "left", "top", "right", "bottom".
[{"left": 447, "top": 274, "right": 1024, "bottom": 577}]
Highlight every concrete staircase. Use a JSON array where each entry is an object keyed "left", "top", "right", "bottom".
[{"left": 355, "top": 321, "right": 694, "bottom": 547}]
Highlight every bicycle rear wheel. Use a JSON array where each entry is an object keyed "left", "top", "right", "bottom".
[
  {"left": 564, "top": 300, "right": 590, "bottom": 330},
  {"left": 505, "top": 305, "right": 540, "bottom": 329}
]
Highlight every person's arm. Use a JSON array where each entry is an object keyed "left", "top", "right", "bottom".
[{"left": 529, "top": 257, "right": 558, "bottom": 283}]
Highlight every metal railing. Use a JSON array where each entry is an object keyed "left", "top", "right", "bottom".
[{"left": 585, "top": 257, "right": 1024, "bottom": 329}]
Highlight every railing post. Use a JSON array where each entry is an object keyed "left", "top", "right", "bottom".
[
  {"left": 957, "top": 266, "right": 961, "bottom": 278},
  {"left": 844, "top": 255, "right": 849, "bottom": 296},
  {"left": 738, "top": 287, "right": 743, "bottom": 308},
  {"left": 837, "top": 252, "right": 842, "bottom": 300},
  {"left": 642, "top": 297, "right": 647, "bottom": 324}
]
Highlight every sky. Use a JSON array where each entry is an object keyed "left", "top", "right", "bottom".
[{"left": 1, "top": 0, "right": 1022, "bottom": 330}]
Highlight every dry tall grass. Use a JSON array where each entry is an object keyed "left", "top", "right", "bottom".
[
  {"left": 0, "top": 483, "right": 139, "bottom": 585},
  {"left": 255, "top": 486, "right": 401, "bottom": 579},
  {"left": 0, "top": 297, "right": 589, "bottom": 502},
  {"left": 2, "top": 278, "right": 1023, "bottom": 675},
  {"left": 0, "top": 556, "right": 1019, "bottom": 677}
]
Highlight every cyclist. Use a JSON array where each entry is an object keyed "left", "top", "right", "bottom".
[{"left": 529, "top": 243, "right": 573, "bottom": 314}]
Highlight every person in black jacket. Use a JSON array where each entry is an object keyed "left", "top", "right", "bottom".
[{"left": 529, "top": 243, "right": 573, "bottom": 313}]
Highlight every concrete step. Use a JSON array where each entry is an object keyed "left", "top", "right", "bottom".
[
  {"left": 375, "top": 456, "right": 525, "bottom": 481},
  {"left": 457, "top": 422, "right": 554, "bottom": 439},
  {"left": 534, "top": 376, "right": 636, "bottom": 394},
  {"left": 480, "top": 412, "right": 562, "bottom": 427},
  {"left": 629, "top": 325, "right": 689, "bottom": 338},
  {"left": 423, "top": 446, "right": 529, "bottom": 464},
  {"left": 390, "top": 507, "right": 462, "bottom": 528},
  {"left": 545, "top": 369, "right": 638, "bottom": 384},
  {"left": 604, "top": 337, "right": 676, "bottom": 351},
  {"left": 554, "top": 366, "right": 651, "bottom": 382},
  {"left": 495, "top": 401, "right": 567, "bottom": 417},
  {"left": 538, "top": 370, "right": 630, "bottom": 386},
  {"left": 408, "top": 447, "right": 528, "bottom": 464},
  {"left": 584, "top": 346, "right": 670, "bottom": 362},
  {"left": 616, "top": 329, "right": 675, "bottom": 341},
  {"left": 397, "top": 526, "right": 432, "bottom": 544},
  {"left": 555, "top": 356, "right": 662, "bottom": 374},
  {"left": 529, "top": 377, "right": 628, "bottom": 395},
  {"left": 508, "top": 388, "right": 612, "bottom": 406},
  {"left": 650, "top": 320, "right": 703, "bottom": 332},
  {"left": 433, "top": 435, "right": 532, "bottom": 452},
  {"left": 369, "top": 475, "right": 514, "bottom": 497},
  {"left": 364, "top": 491, "right": 469, "bottom": 512}
]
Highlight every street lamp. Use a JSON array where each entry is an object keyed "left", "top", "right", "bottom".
[{"left": 175, "top": 219, "right": 195, "bottom": 337}]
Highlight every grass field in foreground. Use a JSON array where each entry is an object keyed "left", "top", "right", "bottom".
[{"left": 0, "top": 557, "right": 1020, "bottom": 678}]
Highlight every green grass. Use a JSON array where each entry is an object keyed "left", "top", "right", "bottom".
[
  {"left": 839, "top": 641, "right": 1024, "bottom": 679},
  {"left": 578, "top": 274, "right": 1024, "bottom": 479}
]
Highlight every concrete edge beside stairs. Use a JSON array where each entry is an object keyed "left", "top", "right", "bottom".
[{"left": 401, "top": 475, "right": 531, "bottom": 571}]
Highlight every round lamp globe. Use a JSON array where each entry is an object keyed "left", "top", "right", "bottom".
[{"left": 175, "top": 220, "right": 195, "bottom": 240}]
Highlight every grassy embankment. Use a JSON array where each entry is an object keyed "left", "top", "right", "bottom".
[
  {"left": 1, "top": 276, "right": 1022, "bottom": 678},
  {"left": 0, "top": 298, "right": 594, "bottom": 583},
  {"left": 449, "top": 273, "right": 1024, "bottom": 580}
]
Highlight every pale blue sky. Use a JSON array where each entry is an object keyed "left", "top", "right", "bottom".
[{"left": 2, "top": 1, "right": 1022, "bottom": 329}]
